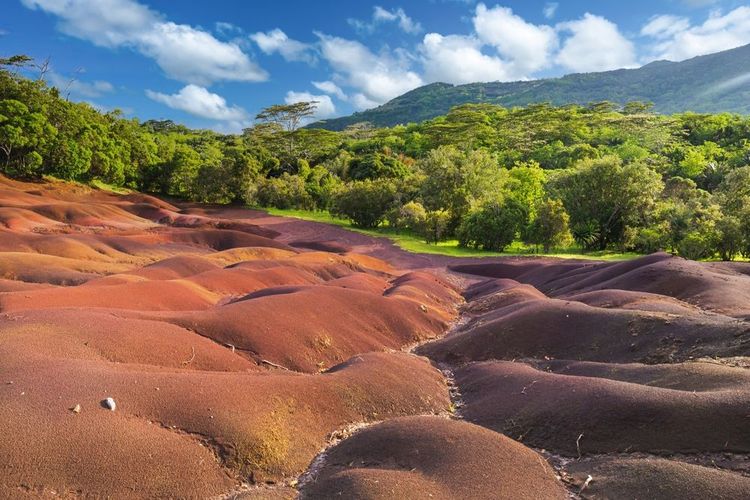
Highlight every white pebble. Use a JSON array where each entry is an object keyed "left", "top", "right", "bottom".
[{"left": 103, "top": 397, "right": 116, "bottom": 411}]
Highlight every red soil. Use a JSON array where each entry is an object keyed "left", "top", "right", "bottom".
[
  {"left": 454, "top": 360, "right": 750, "bottom": 455},
  {"left": 300, "top": 416, "right": 567, "bottom": 500},
  {"left": 2, "top": 175, "right": 748, "bottom": 498}
]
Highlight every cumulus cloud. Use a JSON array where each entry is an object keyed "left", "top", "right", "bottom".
[
  {"left": 312, "top": 80, "right": 348, "bottom": 101},
  {"left": 145, "top": 84, "right": 248, "bottom": 121},
  {"left": 473, "top": 4, "right": 557, "bottom": 76},
  {"left": 47, "top": 71, "right": 114, "bottom": 98},
  {"left": 556, "top": 13, "right": 638, "bottom": 72},
  {"left": 420, "top": 33, "right": 511, "bottom": 84},
  {"left": 250, "top": 29, "right": 316, "bottom": 63},
  {"left": 316, "top": 33, "right": 423, "bottom": 108},
  {"left": 349, "top": 6, "right": 422, "bottom": 35},
  {"left": 284, "top": 91, "right": 336, "bottom": 119},
  {"left": 21, "top": 0, "right": 267, "bottom": 85},
  {"left": 642, "top": 7, "right": 750, "bottom": 61}
]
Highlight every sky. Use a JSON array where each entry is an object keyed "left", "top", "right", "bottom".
[{"left": 2, "top": 0, "right": 750, "bottom": 132}]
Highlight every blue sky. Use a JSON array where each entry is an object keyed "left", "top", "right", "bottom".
[{"left": 2, "top": 0, "right": 749, "bottom": 131}]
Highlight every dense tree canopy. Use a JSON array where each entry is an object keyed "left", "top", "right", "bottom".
[{"left": 2, "top": 54, "right": 750, "bottom": 260}]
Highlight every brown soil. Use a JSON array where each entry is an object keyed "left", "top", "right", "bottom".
[
  {"left": 299, "top": 416, "right": 567, "bottom": 500},
  {"left": 1, "top": 174, "right": 748, "bottom": 498}
]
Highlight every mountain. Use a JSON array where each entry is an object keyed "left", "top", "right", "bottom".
[{"left": 310, "top": 44, "right": 750, "bottom": 131}]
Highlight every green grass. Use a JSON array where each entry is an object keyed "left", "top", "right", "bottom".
[
  {"left": 89, "top": 179, "right": 133, "bottom": 194},
  {"left": 265, "top": 207, "right": 639, "bottom": 261}
]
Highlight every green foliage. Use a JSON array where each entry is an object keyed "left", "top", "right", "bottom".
[
  {"left": 418, "top": 146, "right": 505, "bottom": 231},
  {"left": 386, "top": 201, "right": 427, "bottom": 231},
  {"left": 457, "top": 198, "right": 527, "bottom": 251},
  {"left": 251, "top": 173, "right": 313, "bottom": 210},
  {"left": 3, "top": 55, "right": 750, "bottom": 261},
  {"left": 525, "top": 199, "right": 573, "bottom": 252},
  {"left": 0, "top": 99, "right": 55, "bottom": 177},
  {"left": 331, "top": 179, "right": 397, "bottom": 228},
  {"left": 347, "top": 152, "right": 409, "bottom": 180},
  {"left": 549, "top": 156, "right": 663, "bottom": 250},
  {"left": 420, "top": 209, "right": 452, "bottom": 244}
]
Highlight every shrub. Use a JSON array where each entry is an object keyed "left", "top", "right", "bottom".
[
  {"left": 457, "top": 199, "right": 526, "bottom": 252},
  {"left": 251, "top": 173, "right": 313, "bottom": 209},
  {"left": 633, "top": 225, "right": 670, "bottom": 254},
  {"left": 386, "top": 201, "right": 427, "bottom": 231},
  {"left": 420, "top": 209, "right": 451, "bottom": 244},
  {"left": 676, "top": 230, "right": 716, "bottom": 260},
  {"left": 525, "top": 199, "right": 572, "bottom": 252},
  {"left": 331, "top": 179, "right": 397, "bottom": 228},
  {"left": 715, "top": 215, "right": 743, "bottom": 261}
]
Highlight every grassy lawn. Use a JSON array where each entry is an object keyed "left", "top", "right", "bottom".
[{"left": 265, "top": 207, "right": 640, "bottom": 261}]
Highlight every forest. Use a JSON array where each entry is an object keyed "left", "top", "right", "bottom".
[{"left": 2, "top": 55, "right": 750, "bottom": 260}]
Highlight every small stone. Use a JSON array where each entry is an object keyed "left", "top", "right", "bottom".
[
  {"left": 71, "top": 404, "right": 81, "bottom": 414},
  {"left": 419, "top": 304, "right": 428, "bottom": 312},
  {"left": 102, "top": 397, "right": 116, "bottom": 411}
]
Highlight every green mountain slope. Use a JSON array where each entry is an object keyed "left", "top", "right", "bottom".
[{"left": 310, "top": 43, "right": 750, "bottom": 130}]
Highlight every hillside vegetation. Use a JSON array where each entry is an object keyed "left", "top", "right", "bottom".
[
  {"left": 2, "top": 55, "right": 750, "bottom": 261},
  {"left": 311, "top": 43, "right": 750, "bottom": 130}
]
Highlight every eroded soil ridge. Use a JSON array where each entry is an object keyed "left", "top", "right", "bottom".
[{"left": 0, "top": 175, "right": 748, "bottom": 499}]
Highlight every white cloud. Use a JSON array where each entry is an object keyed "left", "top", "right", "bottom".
[
  {"left": 641, "top": 15, "right": 691, "bottom": 40},
  {"left": 215, "top": 21, "right": 242, "bottom": 37},
  {"left": 351, "top": 93, "right": 380, "bottom": 110},
  {"left": 473, "top": 4, "right": 557, "bottom": 76},
  {"left": 145, "top": 84, "right": 248, "bottom": 121},
  {"left": 420, "top": 33, "right": 511, "bottom": 84},
  {"left": 21, "top": 0, "right": 267, "bottom": 85},
  {"left": 250, "top": 29, "right": 316, "bottom": 63},
  {"left": 312, "top": 80, "right": 348, "bottom": 101},
  {"left": 284, "top": 91, "right": 336, "bottom": 119},
  {"left": 316, "top": 33, "right": 423, "bottom": 108},
  {"left": 642, "top": 7, "right": 750, "bottom": 61},
  {"left": 373, "top": 6, "right": 423, "bottom": 34},
  {"left": 349, "top": 6, "right": 422, "bottom": 35},
  {"left": 556, "top": 13, "right": 637, "bottom": 72},
  {"left": 47, "top": 71, "right": 114, "bottom": 98},
  {"left": 543, "top": 2, "right": 559, "bottom": 20}
]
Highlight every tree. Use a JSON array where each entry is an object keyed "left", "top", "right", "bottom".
[
  {"left": 420, "top": 209, "right": 451, "bottom": 244},
  {"left": 347, "top": 152, "right": 409, "bottom": 180},
  {"left": 0, "top": 99, "right": 56, "bottom": 177},
  {"left": 255, "top": 101, "right": 318, "bottom": 162},
  {"left": 526, "top": 199, "right": 572, "bottom": 252},
  {"left": 457, "top": 198, "right": 527, "bottom": 252},
  {"left": 715, "top": 215, "right": 743, "bottom": 261},
  {"left": 331, "top": 179, "right": 397, "bottom": 228},
  {"left": 418, "top": 146, "right": 506, "bottom": 232},
  {"left": 386, "top": 200, "right": 426, "bottom": 231},
  {"left": 548, "top": 156, "right": 663, "bottom": 250},
  {"left": 251, "top": 173, "right": 313, "bottom": 210},
  {"left": 717, "top": 166, "right": 750, "bottom": 213}
]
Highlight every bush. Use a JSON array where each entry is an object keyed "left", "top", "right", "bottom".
[
  {"left": 251, "top": 173, "right": 313, "bottom": 209},
  {"left": 347, "top": 152, "right": 409, "bottom": 180},
  {"left": 633, "top": 225, "right": 670, "bottom": 254},
  {"left": 571, "top": 220, "right": 601, "bottom": 251},
  {"left": 525, "top": 199, "right": 572, "bottom": 252},
  {"left": 386, "top": 201, "right": 427, "bottom": 231},
  {"left": 676, "top": 230, "right": 716, "bottom": 260},
  {"left": 715, "top": 215, "right": 743, "bottom": 261},
  {"left": 457, "top": 199, "right": 526, "bottom": 252},
  {"left": 331, "top": 179, "right": 397, "bottom": 228},
  {"left": 420, "top": 209, "right": 451, "bottom": 244}
]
